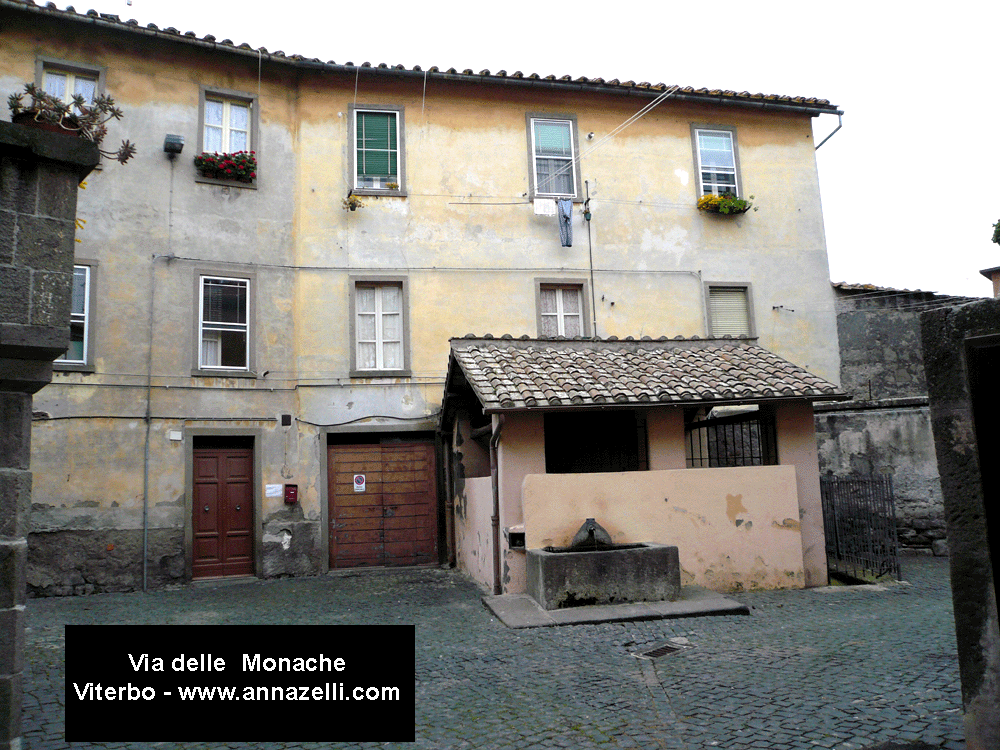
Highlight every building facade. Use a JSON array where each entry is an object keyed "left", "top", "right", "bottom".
[{"left": 0, "top": 0, "right": 843, "bottom": 593}]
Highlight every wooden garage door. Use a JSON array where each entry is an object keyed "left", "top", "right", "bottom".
[
  {"left": 192, "top": 448, "right": 254, "bottom": 578},
  {"left": 328, "top": 441, "right": 437, "bottom": 568}
]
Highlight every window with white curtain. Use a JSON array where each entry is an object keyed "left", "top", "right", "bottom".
[
  {"left": 42, "top": 67, "right": 97, "bottom": 103},
  {"left": 354, "top": 282, "right": 405, "bottom": 372},
  {"left": 695, "top": 127, "right": 740, "bottom": 197},
  {"left": 707, "top": 284, "right": 753, "bottom": 337},
  {"left": 203, "top": 98, "right": 251, "bottom": 153},
  {"left": 539, "top": 285, "right": 584, "bottom": 337},
  {"left": 199, "top": 276, "right": 249, "bottom": 370}
]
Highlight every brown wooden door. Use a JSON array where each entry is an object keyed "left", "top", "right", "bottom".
[
  {"left": 192, "top": 448, "right": 254, "bottom": 578},
  {"left": 328, "top": 441, "right": 437, "bottom": 568}
]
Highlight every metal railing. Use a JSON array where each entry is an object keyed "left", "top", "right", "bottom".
[
  {"left": 820, "top": 474, "right": 901, "bottom": 582},
  {"left": 685, "top": 411, "right": 778, "bottom": 468}
]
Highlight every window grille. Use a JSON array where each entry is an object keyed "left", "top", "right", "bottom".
[{"left": 684, "top": 407, "right": 777, "bottom": 468}]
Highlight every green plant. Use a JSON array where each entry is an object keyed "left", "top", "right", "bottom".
[
  {"left": 992, "top": 220, "right": 1000, "bottom": 245},
  {"left": 697, "top": 193, "right": 756, "bottom": 215},
  {"left": 194, "top": 151, "right": 257, "bottom": 183},
  {"left": 342, "top": 193, "right": 365, "bottom": 211},
  {"left": 8, "top": 83, "right": 135, "bottom": 164}
]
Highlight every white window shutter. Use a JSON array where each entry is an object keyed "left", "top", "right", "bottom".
[{"left": 709, "top": 287, "right": 751, "bottom": 336}]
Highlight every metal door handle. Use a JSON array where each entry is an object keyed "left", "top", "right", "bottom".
[
  {"left": 204, "top": 505, "right": 210, "bottom": 512},
  {"left": 235, "top": 505, "right": 241, "bottom": 511}
]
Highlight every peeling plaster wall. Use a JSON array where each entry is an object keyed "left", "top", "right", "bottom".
[
  {"left": 453, "top": 477, "right": 493, "bottom": 593},
  {"left": 6, "top": 10, "right": 840, "bottom": 592},
  {"left": 522, "top": 466, "right": 804, "bottom": 592},
  {"left": 815, "top": 405, "right": 945, "bottom": 551}
]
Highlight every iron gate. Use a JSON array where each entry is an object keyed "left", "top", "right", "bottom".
[{"left": 820, "top": 474, "right": 901, "bottom": 582}]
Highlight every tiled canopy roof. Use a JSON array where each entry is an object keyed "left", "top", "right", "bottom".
[
  {"left": 4, "top": 1, "right": 841, "bottom": 116},
  {"left": 448, "top": 336, "right": 846, "bottom": 412}
]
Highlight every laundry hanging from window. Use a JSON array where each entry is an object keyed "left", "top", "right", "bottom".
[{"left": 557, "top": 198, "right": 572, "bottom": 247}]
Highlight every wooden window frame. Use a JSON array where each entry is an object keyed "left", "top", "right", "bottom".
[
  {"left": 349, "top": 276, "right": 411, "bottom": 378},
  {"left": 35, "top": 56, "right": 106, "bottom": 103},
  {"left": 535, "top": 280, "right": 590, "bottom": 338},
  {"left": 197, "top": 87, "right": 259, "bottom": 189}
]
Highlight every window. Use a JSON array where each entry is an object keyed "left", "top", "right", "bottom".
[
  {"left": 197, "top": 88, "right": 258, "bottom": 185},
  {"left": 545, "top": 411, "right": 648, "bottom": 473},
  {"left": 537, "top": 283, "right": 586, "bottom": 338},
  {"left": 55, "top": 264, "right": 95, "bottom": 370},
  {"left": 693, "top": 126, "right": 741, "bottom": 197},
  {"left": 199, "top": 276, "right": 250, "bottom": 371},
  {"left": 203, "top": 98, "right": 250, "bottom": 153},
  {"left": 35, "top": 58, "right": 104, "bottom": 103},
  {"left": 350, "top": 105, "right": 405, "bottom": 194},
  {"left": 527, "top": 115, "right": 581, "bottom": 198},
  {"left": 706, "top": 283, "right": 754, "bottom": 338},
  {"left": 685, "top": 406, "right": 777, "bottom": 468},
  {"left": 350, "top": 278, "right": 410, "bottom": 376}
]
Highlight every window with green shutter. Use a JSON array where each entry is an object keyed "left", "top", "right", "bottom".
[{"left": 355, "top": 110, "right": 399, "bottom": 189}]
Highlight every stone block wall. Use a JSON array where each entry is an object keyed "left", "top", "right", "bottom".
[
  {"left": 0, "top": 120, "right": 97, "bottom": 750},
  {"left": 814, "top": 401, "right": 947, "bottom": 553},
  {"left": 921, "top": 299, "right": 1000, "bottom": 750}
]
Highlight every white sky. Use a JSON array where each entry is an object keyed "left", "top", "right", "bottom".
[{"left": 58, "top": 0, "right": 1000, "bottom": 297}]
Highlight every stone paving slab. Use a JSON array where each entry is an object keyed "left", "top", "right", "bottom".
[
  {"left": 484, "top": 586, "right": 749, "bottom": 628},
  {"left": 20, "top": 555, "right": 966, "bottom": 750}
]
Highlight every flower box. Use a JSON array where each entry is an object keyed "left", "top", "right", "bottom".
[
  {"left": 697, "top": 193, "right": 755, "bottom": 215},
  {"left": 194, "top": 151, "right": 256, "bottom": 183}
]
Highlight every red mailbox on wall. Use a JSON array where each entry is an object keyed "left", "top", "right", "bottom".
[{"left": 284, "top": 484, "right": 298, "bottom": 505}]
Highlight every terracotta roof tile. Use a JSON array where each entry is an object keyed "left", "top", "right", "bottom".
[
  {"left": 4, "top": 1, "right": 841, "bottom": 114},
  {"left": 449, "top": 337, "right": 846, "bottom": 412}
]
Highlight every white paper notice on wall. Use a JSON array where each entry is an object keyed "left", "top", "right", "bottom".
[
  {"left": 354, "top": 474, "right": 366, "bottom": 492},
  {"left": 265, "top": 484, "right": 282, "bottom": 498}
]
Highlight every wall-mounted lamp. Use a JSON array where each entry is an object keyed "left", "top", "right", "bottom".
[{"left": 163, "top": 134, "right": 185, "bottom": 159}]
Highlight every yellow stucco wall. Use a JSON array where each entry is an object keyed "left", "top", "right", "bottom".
[
  {"left": 3, "top": 9, "right": 839, "bottom": 586},
  {"left": 522, "top": 465, "right": 805, "bottom": 592}
]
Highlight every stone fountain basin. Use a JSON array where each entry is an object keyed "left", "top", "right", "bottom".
[{"left": 526, "top": 543, "right": 680, "bottom": 610}]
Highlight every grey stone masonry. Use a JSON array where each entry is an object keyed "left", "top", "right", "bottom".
[
  {"left": 921, "top": 298, "right": 1000, "bottom": 750},
  {"left": 0, "top": 120, "right": 96, "bottom": 750}
]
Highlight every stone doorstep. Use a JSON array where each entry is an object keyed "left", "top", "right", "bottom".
[{"left": 482, "top": 585, "right": 749, "bottom": 629}]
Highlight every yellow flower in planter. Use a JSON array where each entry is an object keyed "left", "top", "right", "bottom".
[{"left": 698, "top": 194, "right": 756, "bottom": 215}]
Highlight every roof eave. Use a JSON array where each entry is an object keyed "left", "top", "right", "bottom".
[
  {"left": 476, "top": 392, "right": 851, "bottom": 414},
  {"left": 3, "top": 1, "right": 842, "bottom": 116}
]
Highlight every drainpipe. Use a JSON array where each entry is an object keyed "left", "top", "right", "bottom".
[
  {"left": 585, "top": 180, "right": 597, "bottom": 337},
  {"left": 441, "top": 430, "right": 456, "bottom": 567},
  {"left": 815, "top": 114, "right": 843, "bottom": 150},
  {"left": 489, "top": 415, "right": 504, "bottom": 595}
]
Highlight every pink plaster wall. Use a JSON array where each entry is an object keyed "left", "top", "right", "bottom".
[
  {"left": 774, "top": 401, "right": 828, "bottom": 587},
  {"left": 496, "top": 413, "right": 545, "bottom": 593},
  {"left": 454, "top": 476, "right": 494, "bottom": 592},
  {"left": 522, "top": 465, "right": 805, "bottom": 592}
]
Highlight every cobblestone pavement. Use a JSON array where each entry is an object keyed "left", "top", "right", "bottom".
[{"left": 22, "top": 554, "right": 964, "bottom": 750}]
